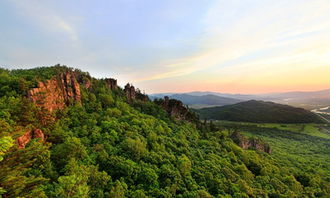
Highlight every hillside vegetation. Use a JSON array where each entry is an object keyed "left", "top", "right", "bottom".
[
  {"left": 213, "top": 121, "right": 330, "bottom": 185},
  {"left": 0, "top": 66, "right": 329, "bottom": 197},
  {"left": 196, "top": 100, "right": 324, "bottom": 123}
]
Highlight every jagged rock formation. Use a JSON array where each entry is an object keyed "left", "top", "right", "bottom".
[
  {"left": 124, "top": 83, "right": 136, "bottom": 102},
  {"left": 231, "top": 131, "right": 272, "bottom": 153},
  {"left": 17, "top": 129, "right": 45, "bottom": 148},
  {"left": 27, "top": 72, "right": 81, "bottom": 113},
  {"left": 105, "top": 78, "right": 118, "bottom": 90},
  {"left": 156, "top": 96, "right": 196, "bottom": 121}
]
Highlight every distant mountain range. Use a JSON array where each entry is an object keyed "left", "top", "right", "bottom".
[
  {"left": 194, "top": 100, "right": 325, "bottom": 123},
  {"left": 153, "top": 94, "right": 241, "bottom": 108},
  {"left": 150, "top": 89, "right": 330, "bottom": 109}
]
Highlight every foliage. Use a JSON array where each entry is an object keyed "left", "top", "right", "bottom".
[
  {"left": 0, "top": 66, "right": 329, "bottom": 197},
  {"left": 195, "top": 100, "right": 324, "bottom": 123},
  {"left": 214, "top": 121, "right": 330, "bottom": 188}
]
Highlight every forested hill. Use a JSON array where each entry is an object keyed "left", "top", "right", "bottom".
[
  {"left": 196, "top": 100, "right": 325, "bottom": 123},
  {"left": 0, "top": 66, "right": 329, "bottom": 197}
]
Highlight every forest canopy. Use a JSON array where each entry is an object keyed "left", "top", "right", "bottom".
[{"left": 0, "top": 66, "right": 329, "bottom": 198}]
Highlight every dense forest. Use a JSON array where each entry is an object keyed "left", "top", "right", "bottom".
[
  {"left": 0, "top": 66, "right": 329, "bottom": 197},
  {"left": 195, "top": 100, "right": 324, "bottom": 123},
  {"left": 213, "top": 121, "right": 330, "bottom": 183}
]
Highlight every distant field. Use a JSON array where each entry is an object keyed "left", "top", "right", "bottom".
[
  {"left": 257, "top": 123, "right": 330, "bottom": 139},
  {"left": 215, "top": 120, "right": 330, "bottom": 139},
  {"left": 214, "top": 121, "right": 330, "bottom": 180}
]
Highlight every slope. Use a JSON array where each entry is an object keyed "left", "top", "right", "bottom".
[
  {"left": 196, "top": 100, "right": 324, "bottom": 123},
  {"left": 0, "top": 66, "right": 329, "bottom": 197}
]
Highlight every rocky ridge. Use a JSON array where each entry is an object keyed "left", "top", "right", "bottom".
[
  {"left": 231, "top": 131, "right": 272, "bottom": 153},
  {"left": 27, "top": 72, "right": 82, "bottom": 113}
]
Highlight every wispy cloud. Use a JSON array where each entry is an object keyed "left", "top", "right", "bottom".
[
  {"left": 2, "top": 0, "right": 329, "bottom": 93},
  {"left": 11, "top": 0, "right": 79, "bottom": 42},
  {"left": 135, "top": 0, "right": 330, "bottom": 84}
]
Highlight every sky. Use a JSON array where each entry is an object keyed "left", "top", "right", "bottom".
[{"left": 0, "top": 0, "right": 330, "bottom": 94}]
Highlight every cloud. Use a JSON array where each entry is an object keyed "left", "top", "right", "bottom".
[
  {"left": 2, "top": 0, "right": 329, "bottom": 93},
  {"left": 135, "top": 0, "right": 330, "bottom": 83},
  {"left": 10, "top": 0, "right": 79, "bottom": 42}
]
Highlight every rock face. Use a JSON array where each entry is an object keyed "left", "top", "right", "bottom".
[
  {"left": 124, "top": 83, "right": 149, "bottom": 103},
  {"left": 158, "top": 96, "right": 193, "bottom": 120},
  {"left": 27, "top": 72, "right": 81, "bottom": 113},
  {"left": 17, "top": 129, "right": 45, "bottom": 148},
  {"left": 124, "top": 83, "right": 136, "bottom": 102},
  {"left": 105, "top": 78, "right": 118, "bottom": 90},
  {"left": 231, "top": 131, "right": 272, "bottom": 154}
]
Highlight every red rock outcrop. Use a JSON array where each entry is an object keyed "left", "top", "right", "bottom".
[
  {"left": 230, "top": 131, "right": 272, "bottom": 154},
  {"left": 105, "top": 78, "right": 118, "bottom": 90},
  {"left": 17, "top": 129, "right": 45, "bottom": 148},
  {"left": 28, "top": 72, "right": 81, "bottom": 113}
]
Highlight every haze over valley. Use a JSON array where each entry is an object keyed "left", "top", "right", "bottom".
[{"left": 151, "top": 89, "right": 330, "bottom": 109}]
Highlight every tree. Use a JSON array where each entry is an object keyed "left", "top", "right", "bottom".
[
  {"left": 178, "top": 154, "right": 192, "bottom": 177},
  {"left": 0, "top": 141, "right": 49, "bottom": 197},
  {"left": 0, "top": 136, "right": 14, "bottom": 196},
  {"left": 0, "top": 136, "right": 13, "bottom": 161},
  {"left": 109, "top": 181, "right": 126, "bottom": 198},
  {"left": 54, "top": 159, "right": 90, "bottom": 198},
  {"left": 122, "top": 137, "right": 147, "bottom": 161}
]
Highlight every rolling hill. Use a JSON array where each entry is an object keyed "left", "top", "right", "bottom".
[
  {"left": 152, "top": 89, "right": 330, "bottom": 109},
  {"left": 169, "top": 94, "right": 241, "bottom": 107},
  {"left": 195, "top": 100, "right": 325, "bottom": 123},
  {"left": 150, "top": 93, "right": 241, "bottom": 108}
]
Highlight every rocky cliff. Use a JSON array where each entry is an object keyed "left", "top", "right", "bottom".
[
  {"left": 17, "top": 129, "right": 45, "bottom": 148},
  {"left": 124, "top": 83, "right": 136, "bottom": 102},
  {"left": 156, "top": 96, "right": 197, "bottom": 121},
  {"left": 27, "top": 72, "right": 81, "bottom": 113},
  {"left": 124, "top": 83, "right": 149, "bottom": 102},
  {"left": 231, "top": 131, "right": 272, "bottom": 153},
  {"left": 105, "top": 78, "right": 118, "bottom": 90}
]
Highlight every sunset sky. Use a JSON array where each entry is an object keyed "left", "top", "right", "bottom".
[{"left": 1, "top": 0, "right": 330, "bottom": 94}]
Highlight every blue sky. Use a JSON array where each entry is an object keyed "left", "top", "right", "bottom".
[{"left": 1, "top": 0, "right": 330, "bottom": 93}]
